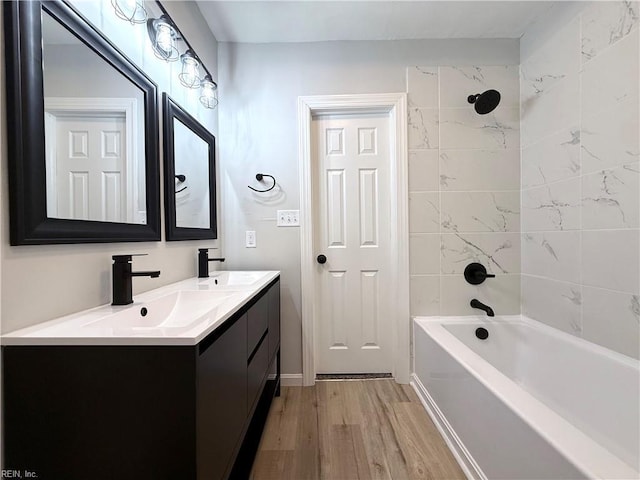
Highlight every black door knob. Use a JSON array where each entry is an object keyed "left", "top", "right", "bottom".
[{"left": 317, "top": 254, "right": 327, "bottom": 264}]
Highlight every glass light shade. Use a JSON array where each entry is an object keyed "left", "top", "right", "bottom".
[
  {"left": 178, "top": 50, "right": 202, "bottom": 89},
  {"left": 147, "top": 16, "right": 178, "bottom": 62},
  {"left": 112, "top": 0, "right": 147, "bottom": 24},
  {"left": 200, "top": 76, "right": 218, "bottom": 109}
]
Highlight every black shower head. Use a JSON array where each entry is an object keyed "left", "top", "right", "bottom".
[{"left": 467, "top": 89, "right": 501, "bottom": 115}]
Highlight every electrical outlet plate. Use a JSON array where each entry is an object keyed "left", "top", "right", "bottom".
[
  {"left": 245, "top": 230, "right": 256, "bottom": 248},
  {"left": 277, "top": 210, "right": 300, "bottom": 227}
]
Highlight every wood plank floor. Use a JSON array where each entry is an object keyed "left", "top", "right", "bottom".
[{"left": 250, "top": 380, "right": 465, "bottom": 480}]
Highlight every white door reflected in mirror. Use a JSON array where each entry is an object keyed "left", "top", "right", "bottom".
[{"left": 173, "top": 118, "right": 211, "bottom": 229}]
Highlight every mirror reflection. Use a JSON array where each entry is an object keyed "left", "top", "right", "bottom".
[
  {"left": 173, "top": 118, "right": 211, "bottom": 229},
  {"left": 42, "top": 11, "right": 147, "bottom": 224}
]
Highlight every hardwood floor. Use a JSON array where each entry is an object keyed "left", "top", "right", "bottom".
[{"left": 250, "top": 380, "right": 465, "bottom": 480}]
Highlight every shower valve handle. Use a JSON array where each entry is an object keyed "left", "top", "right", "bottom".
[{"left": 464, "top": 263, "right": 495, "bottom": 285}]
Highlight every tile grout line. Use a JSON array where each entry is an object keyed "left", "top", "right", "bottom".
[
  {"left": 580, "top": 19, "right": 640, "bottom": 71},
  {"left": 521, "top": 272, "right": 638, "bottom": 297},
  {"left": 578, "top": 11, "right": 585, "bottom": 339},
  {"left": 519, "top": 58, "right": 524, "bottom": 318},
  {"left": 437, "top": 65, "right": 443, "bottom": 317}
]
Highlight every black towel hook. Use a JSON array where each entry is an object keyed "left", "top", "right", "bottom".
[
  {"left": 248, "top": 173, "right": 276, "bottom": 193},
  {"left": 175, "top": 174, "right": 187, "bottom": 193}
]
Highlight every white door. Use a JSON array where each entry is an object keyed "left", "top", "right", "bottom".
[
  {"left": 313, "top": 112, "right": 393, "bottom": 374},
  {"left": 53, "top": 114, "right": 127, "bottom": 222}
]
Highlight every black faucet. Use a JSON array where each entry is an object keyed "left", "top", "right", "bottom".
[
  {"left": 112, "top": 255, "right": 160, "bottom": 306},
  {"left": 470, "top": 299, "right": 494, "bottom": 317},
  {"left": 198, "top": 248, "right": 225, "bottom": 278}
]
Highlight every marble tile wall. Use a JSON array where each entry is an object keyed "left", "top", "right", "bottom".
[
  {"left": 520, "top": 1, "right": 640, "bottom": 359},
  {"left": 407, "top": 65, "right": 521, "bottom": 317}
]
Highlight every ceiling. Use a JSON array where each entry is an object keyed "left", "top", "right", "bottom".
[{"left": 196, "top": 1, "right": 555, "bottom": 44}]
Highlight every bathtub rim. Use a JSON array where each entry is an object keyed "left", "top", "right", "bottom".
[
  {"left": 416, "top": 314, "right": 639, "bottom": 368},
  {"left": 412, "top": 314, "right": 639, "bottom": 480}
]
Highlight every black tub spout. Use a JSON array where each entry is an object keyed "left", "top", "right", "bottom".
[{"left": 470, "top": 298, "right": 494, "bottom": 317}]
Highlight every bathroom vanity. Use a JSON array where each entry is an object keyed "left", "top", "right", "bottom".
[{"left": 2, "top": 271, "right": 280, "bottom": 480}]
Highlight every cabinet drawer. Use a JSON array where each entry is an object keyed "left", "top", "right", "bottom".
[
  {"left": 247, "top": 293, "right": 268, "bottom": 356},
  {"left": 247, "top": 334, "right": 268, "bottom": 413}
]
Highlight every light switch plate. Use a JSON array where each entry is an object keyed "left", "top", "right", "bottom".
[
  {"left": 277, "top": 210, "right": 300, "bottom": 227},
  {"left": 246, "top": 230, "right": 256, "bottom": 248}
]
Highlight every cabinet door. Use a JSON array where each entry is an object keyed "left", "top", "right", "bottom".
[
  {"left": 268, "top": 281, "right": 281, "bottom": 361},
  {"left": 197, "top": 314, "right": 247, "bottom": 480}
]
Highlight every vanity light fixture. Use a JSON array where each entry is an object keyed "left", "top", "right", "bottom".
[
  {"left": 112, "top": 0, "right": 147, "bottom": 24},
  {"left": 178, "top": 50, "right": 202, "bottom": 89},
  {"left": 144, "top": 7, "right": 220, "bottom": 107},
  {"left": 147, "top": 15, "right": 179, "bottom": 62},
  {"left": 200, "top": 75, "right": 218, "bottom": 109}
]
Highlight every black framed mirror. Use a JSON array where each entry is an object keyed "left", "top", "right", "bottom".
[
  {"left": 163, "top": 94, "right": 217, "bottom": 241},
  {"left": 3, "top": 0, "right": 161, "bottom": 245}
]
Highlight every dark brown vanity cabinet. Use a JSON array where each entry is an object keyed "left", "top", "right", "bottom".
[{"left": 2, "top": 277, "right": 281, "bottom": 480}]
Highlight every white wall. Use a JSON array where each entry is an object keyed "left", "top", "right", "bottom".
[
  {"left": 407, "top": 65, "right": 520, "bottom": 318},
  {"left": 0, "top": 1, "right": 221, "bottom": 334},
  {"left": 520, "top": 1, "right": 640, "bottom": 358},
  {"left": 218, "top": 39, "right": 519, "bottom": 375}
]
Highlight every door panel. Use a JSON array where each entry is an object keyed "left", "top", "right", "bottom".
[
  {"left": 314, "top": 112, "right": 392, "bottom": 374},
  {"left": 360, "top": 270, "right": 380, "bottom": 348},
  {"left": 69, "top": 171, "right": 89, "bottom": 219},
  {"left": 359, "top": 169, "right": 379, "bottom": 246},
  {"left": 326, "top": 169, "right": 346, "bottom": 247},
  {"left": 328, "top": 269, "right": 348, "bottom": 349}
]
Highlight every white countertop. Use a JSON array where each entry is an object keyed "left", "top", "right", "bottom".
[{"left": 1, "top": 271, "right": 280, "bottom": 346}]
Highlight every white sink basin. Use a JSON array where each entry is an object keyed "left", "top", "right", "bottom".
[
  {"left": 199, "top": 271, "right": 270, "bottom": 287},
  {"left": 1, "top": 270, "right": 280, "bottom": 345},
  {"left": 85, "top": 290, "right": 241, "bottom": 330}
]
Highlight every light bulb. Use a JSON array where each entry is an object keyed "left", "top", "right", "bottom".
[
  {"left": 155, "top": 23, "right": 173, "bottom": 55},
  {"left": 179, "top": 51, "right": 201, "bottom": 89},
  {"left": 200, "top": 75, "right": 218, "bottom": 109},
  {"left": 147, "top": 16, "right": 178, "bottom": 62}
]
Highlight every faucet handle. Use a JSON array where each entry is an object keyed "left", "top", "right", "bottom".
[
  {"left": 464, "top": 262, "right": 494, "bottom": 285},
  {"left": 112, "top": 254, "right": 147, "bottom": 263}
]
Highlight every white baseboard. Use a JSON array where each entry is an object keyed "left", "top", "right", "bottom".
[
  {"left": 410, "top": 374, "right": 485, "bottom": 480},
  {"left": 280, "top": 373, "right": 304, "bottom": 386}
]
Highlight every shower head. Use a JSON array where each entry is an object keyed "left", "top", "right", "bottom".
[{"left": 467, "top": 89, "right": 501, "bottom": 115}]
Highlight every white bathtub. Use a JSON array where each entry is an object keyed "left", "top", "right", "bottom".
[{"left": 412, "top": 316, "right": 640, "bottom": 480}]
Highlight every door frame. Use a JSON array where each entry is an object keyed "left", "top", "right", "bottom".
[{"left": 298, "top": 93, "right": 410, "bottom": 386}]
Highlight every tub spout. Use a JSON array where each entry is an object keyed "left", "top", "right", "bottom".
[{"left": 470, "top": 299, "right": 494, "bottom": 317}]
